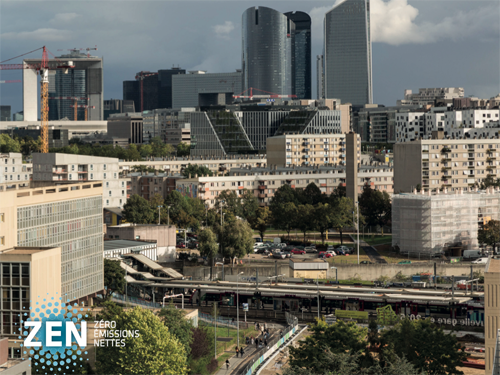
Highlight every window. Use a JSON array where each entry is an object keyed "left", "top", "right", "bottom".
[
  {"left": 104, "top": 173, "right": 106, "bottom": 179},
  {"left": 106, "top": 182, "right": 109, "bottom": 187},
  {"left": 106, "top": 200, "right": 109, "bottom": 205},
  {"left": 71, "top": 165, "right": 75, "bottom": 171},
  {"left": 109, "top": 191, "right": 112, "bottom": 196},
  {"left": 68, "top": 174, "right": 71, "bottom": 181},
  {"left": 121, "top": 190, "right": 124, "bottom": 196},
  {"left": 114, "top": 173, "right": 117, "bottom": 179},
  {"left": 122, "top": 181, "right": 125, "bottom": 187},
  {"left": 90, "top": 173, "right": 93, "bottom": 179},
  {"left": 104, "top": 164, "right": 107, "bottom": 170},
  {"left": 90, "top": 165, "right": 93, "bottom": 170}
]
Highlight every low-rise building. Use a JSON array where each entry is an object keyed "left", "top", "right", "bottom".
[
  {"left": 0, "top": 336, "right": 32, "bottom": 372},
  {"left": 394, "top": 136, "right": 500, "bottom": 193},
  {"left": 32, "top": 153, "right": 129, "bottom": 208},
  {"left": 266, "top": 134, "right": 360, "bottom": 167},
  {"left": 289, "top": 258, "right": 328, "bottom": 279},
  {"left": 105, "top": 224, "right": 176, "bottom": 262},
  {"left": 0, "top": 153, "right": 30, "bottom": 190},
  {"left": 397, "top": 87, "right": 464, "bottom": 106},
  {"left": 392, "top": 189, "right": 500, "bottom": 255}
]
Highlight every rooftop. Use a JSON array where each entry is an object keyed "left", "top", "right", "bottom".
[{"left": 104, "top": 240, "right": 156, "bottom": 251}]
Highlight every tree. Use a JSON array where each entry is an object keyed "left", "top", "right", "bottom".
[
  {"left": 310, "top": 203, "right": 337, "bottom": 244},
  {"left": 96, "top": 307, "right": 188, "bottom": 375},
  {"left": 149, "top": 194, "right": 169, "bottom": 224},
  {"left": 221, "top": 219, "right": 254, "bottom": 258},
  {"left": 273, "top": 202, "right": 298, "bottom": 238},
  {"left": 478, "top": 174, "right": 500, "bottom": 189},
  {"left": 150, "top": 136, "right": 174, "bottom": 157},
  {"left": 139, "top": 144, "right": 153, "bottom": 158},
  {"left": 103, "top": 259, "right": 126, "bottom": 299},
  {"left": 177, "top": 142, "right": 190, "bottom": 157},
  {"left": 289, "top": 320, "right": 368, "bottom": 374},
  {"left": 215, "top": 190, "right": 242, "bottom": 217},
  {"left": 122, "top": 194, "right": 155, "bottom": 224},
  {"left": 379, "top": 318, "right": 466, "bottom": 375},
  {"left": 358, "top": 185, "right": 391, "bottom": 234},
  {"left": 240, "top": 189, "right": 259, "bottom": 219},
  {"left": 298, "top": 183, "right": 325, "bottom": 205},
  {"left": 198, "top": 228, "right": 218, "bottom": 258},
  {"left": 329, "top": 196, "right": 360, "bottom": 245},
  {"left": 296, "top": 204, "right": 315, "bottom": 243},
  {"left": 158, "top": 302, "right": 194, "bottom": 354},
  {"left": 182, "top": 164, "right": 213, "bottom": 178},
  {"left": 248, "top": 206, "right": 272, "bottom": 240},
  {"left": 0, "top": 134, "right": 21, "bottom": 153},
  {"left": 332, "top": 183, "right": 346, "bottom": 198},
  {"left": 125, "top": 144, "right": 142, "bottom": 161},
  {"left": 188, "top": 326, "right": 217, "bottom": 375},
  {"left": 478, "top": 219, "right": 500, "bottom": 252}
]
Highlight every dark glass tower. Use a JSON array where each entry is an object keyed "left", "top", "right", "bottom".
[
  {"left": 324, "top": 0, "right": 373, "bottom": 105},
  {"left": 242, "top": 6, "right": 295, "bottom": 97},
  {"left": 284, "top": 11, "right": 311, "bottom": 100}
]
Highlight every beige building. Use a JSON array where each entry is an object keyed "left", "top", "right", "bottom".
[
  {"left": 394, "top": 136, "right": 500, "bottom": 193},
  {"left": 0, "top": 153, "right": 31, "bottom": 190},
  {"left": 126, "top": 171, "right": 182, "bottom": 201},
  {"left": 176, "top": 163, "right": 394, "bottom": 208},
  {"left": 289, "top": 258, "right": 329, "bottom": 279},
  {"left": 0, "top": 182, "right": 104, "bottom": 302},
  {"left": 485, "top": 258, "right": 500, "bottom": 374},
  {"left": 32, "top": 153, "right": 129, "bottom": 208},
  {"left": 266, "top": 134, "right": 360, "bottom": 167}
]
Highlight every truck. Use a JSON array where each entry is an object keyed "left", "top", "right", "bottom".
[
  {"left": 273, "top": 237, "right": 281, "bottom": 244},
  {"left": 463, "top": 250, "right": 482, "bottom": 260}
]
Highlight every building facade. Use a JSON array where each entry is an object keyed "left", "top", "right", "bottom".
[
  {"left": 172, "top": 71, "right": 242, "bottom": 108},
  {"left": 316, "top": 55, "right": 324, "bottom": 100},
  {"left": 0, "top": 182, "right": 104, "bottom": 302},
  {"left": 0, "top": 153, "right": 30, "bottom": 189},
  {"left": 242, "top": 6, "right": 295, "bottom": 97},
  {"left": 284, "top": 11, "right": 312, "bottom": 100},
  {"left": 324, "top": 0, "right": 372, "bottom": 105},
  {"left": 0, "top": 106, "right": 11, "bottom": 122},
  {"left": 107, "top": 113, "right": 143, "bottom": 144},
  {"left": 397, "top": 87, "right": 464, "bottom": 106},
  {"left": 127, "top": 172, "right": 182, "bottom": 201},
  {"left": 485, "top": 258, "right": 500, "bottom": 374},
  {"left": 394, "top": 137, "right": 500, "bottom": 193},
  {"left": 32, "top": 153, "right": 129, "bottom": 208}
]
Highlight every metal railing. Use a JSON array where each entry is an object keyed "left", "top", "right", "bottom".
[
  {"left": 199, "top": 312, "right": 248, "bottom": 329},
  {"left": 111, "top": 293, "right": 162, "bottom": 309},
  {"left": 236, "top": 323, "right": 298, "bottom": 375}
]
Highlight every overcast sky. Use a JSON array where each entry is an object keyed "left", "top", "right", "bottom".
[{"left": 1, "top": 0, "right": 499, "bottom": 115}]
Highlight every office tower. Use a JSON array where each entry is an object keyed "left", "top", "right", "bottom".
[
  {"left": 317, "top": 55, "right": 324, "bottom": 100},
  {"left": 158, "top": 67, "right": 186, "bottom": 108},
  {"left": 284, "top": 11, "right": 312, "bottom": 100},
  {"left": 242, "top": 6, "right": 295, "bottom": 96},
  {"left": 25, "top": 50, "right": 103, "bottom": 121},
  {"left": 123, "top": 80, "right": 140, "bottom": 113},
  {"left": 324, "top": 0, "right": 373, "bottom": 105},
  {"left": 172, "top": 70, "right": 242, "bottom": 108},
  {"left": 0, "top": 106, "right": 11, "bottom": 121},
  {"left": 12, "top": 111, "right": 24, "bottom": 121}
]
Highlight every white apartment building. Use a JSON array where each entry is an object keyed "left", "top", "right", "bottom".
[
  {"left": 0, "top": 153, "right": 31, "bottom": 189},
  {"left": 32, "top": 153, "right": 130, "bottom": 208},
  {"left": 395, "top": 112, "right": 426, "bottom": 142}
]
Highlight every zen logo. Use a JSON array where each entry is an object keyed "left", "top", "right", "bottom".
[{"left": 24, "top": 321, "right": 87, "bottom": 348}]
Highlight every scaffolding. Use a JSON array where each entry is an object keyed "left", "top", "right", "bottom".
[{"left": 392, "top": 188, "right": 500, "bottom": 255}]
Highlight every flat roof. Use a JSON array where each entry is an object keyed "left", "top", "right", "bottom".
[
  {"left": 0, "top": 247, "right": 57, "bottom": 255},
  {"left": 487, "top": 258, "right": 500, "bottom": 273}
]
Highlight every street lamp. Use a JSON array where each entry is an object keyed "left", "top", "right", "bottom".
[
  {"left": 316, "top": 276, "right": 320, "bottom": 320},
  {"left": 237, "top": 271, "right": 244, "bottom": 347},
  {"left": 216, "top": 262, "right": 224, "bottom": 281},
  {"left": 330, "top": 267, "right": 338, "bottom": 283},
  {"left": 167, "top": 205, "right": 171, "bottom": 226},
  {"left": 157, "top": 205, "right": 163, "bottom": 225}
]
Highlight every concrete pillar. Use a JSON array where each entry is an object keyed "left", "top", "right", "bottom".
[
  {"left": 346, "top": 132, "right": 358, "bottom": 204},
  {"left": 23, "top": 66, "right": 38, "bottom": 121}
]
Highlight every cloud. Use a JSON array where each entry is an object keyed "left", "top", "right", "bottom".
[
  {"left": 0, "top": 28, "right": 73, "bottom": 42},
  {"left": 213, "top": 21, "right": 235, "bottom": 40},
  {"left": 309, "top": 0, "right": 499, "bottom": 46},
  {"left": 49, "top": 13, "right": 79, "bottom": 24}
]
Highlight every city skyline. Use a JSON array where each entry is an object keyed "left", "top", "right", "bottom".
[{"left": 0, "top": 0, "right": 499, "bottom": 114}]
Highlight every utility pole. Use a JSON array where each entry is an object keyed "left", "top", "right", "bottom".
[
  {"left": 356, "top": 201, "right": 360, "bottom": 265},
  {"left": 158, "top": 205, "right": 162, "bottom": 225}
]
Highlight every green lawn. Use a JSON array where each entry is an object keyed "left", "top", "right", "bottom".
[
  {"left": 216, "top": 352, "right": 233, "bottom": 370},
  {"left": 327, "top": 248, "right": 371, "bottom": 264},
  {"left": 200, "top": 322, "right": 259, "bottom": 357},
  {"left": 362, "top": 235, "right": 392, "bottom": 246}
]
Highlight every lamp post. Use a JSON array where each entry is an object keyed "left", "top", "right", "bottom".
[
  {"left": 167, "top": 205, "right": 171, "bottom": 226},
  {"left": 214, "top": 301, "right": 218, "bottom": 359},
  {"left": 216, "top": 262, "right": 224, "bottom": 281},
  {"left": 316, "top": 276, "right": 320, "bottom": 320},
  {"left": 356, "top": 201, "right": 360, "bottom": 265},
  {"left": 330, "top": 267, "right": 337, "bottom": 283},
  {"left": 157, "top": 205, "right": 163, "bottom": 225},
  {"left": 237, "top": 271, "right": 243, "bottom": 347}
]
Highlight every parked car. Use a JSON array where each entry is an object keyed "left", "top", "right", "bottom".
[
  {"left": 304, "top": 246, "right": 318, "bottom": 253},
  {"left": 327, "top": 245, "right": 335, "bottom": 251},
  {"left": 176, "top": 242, "right": 186, "bottom": 248},
  {"left": 255, "top": 248, "right": 270, "bottom": 255},
  {"left": 360, "top": 260, "right": 373, "bottom": 264},
  {"left": 187, "top": 241, "right": 199, "bottom": 249},
  {"left": 272, "top": 252, "right": 287, "bottom": 259},
  {"left": 291, "top": 248, "right": 306, "bottom": 255},
  {"left": 471, "top": 257, "right": 489, "bottom": 264},
  {"left": 326, "top": 250, "right": 336, "bottom": 257},
  {"left": 254, "top": 242, "right": 264, "bottom": 248},
  {"left": 282, "top": 250, "right": 293, "bottom": 258}
]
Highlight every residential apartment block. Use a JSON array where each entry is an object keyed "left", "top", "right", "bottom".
[
  {"left": 126, "top": 171, "right": 182, "bottom": 200},
  {"left": 32, "top": 153, "right": 129, "bottom": 208},
  {"left": 0, "top": 153, "right": 30, "bottom": 189},
  {"left": 266, "top": 134, "right": 360, "bottom": 167},
  {"left": 0, "top": 182, "right": 104, "bottom": 304},
  {"left": 397, "top": 87, "right": 464, "bottom": 106},
  {"left": 394, "top": 136, "right": 500, "bottom": 193},
  {"left": 176, "top": 163, "right": 393, "bottom": 207}
]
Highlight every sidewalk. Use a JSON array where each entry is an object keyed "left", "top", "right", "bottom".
[{"left": 214, "top": 344, "right": 256, "bottom": 375}]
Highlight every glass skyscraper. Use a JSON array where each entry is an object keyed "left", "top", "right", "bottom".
[
  {"left": 284, "top": 11, "right": 311, "bottom": 100},
  {"left": 324, "top": 0, "right": 373, "bottom": 105},
  {"left": 242, "top": 6, "right": 295, "bottom": 97}
]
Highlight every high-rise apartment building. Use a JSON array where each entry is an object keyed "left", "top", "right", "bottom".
[
  {"left": 32, "top": 153, "right": 129, "bottom": 208},
  {"left": 0, "top": 182, "right": 104, "bottom": 302},
  {"left": 316, "top": 55, "right": 324, "bottom": 100},
  {"left": 324, "top": 0, "right": 372, "bottom": 105},
  {"left": 242, "top": 6, "right": 295, "bottom": 97},
  {"left": 284, "top": 11, "right": 312, "bottom": 100}
]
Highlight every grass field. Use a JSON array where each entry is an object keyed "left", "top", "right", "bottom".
[
  {"left": 362, "top": 235, "right": 393, "bottom": 246},
  {"left": 375, "top": 244, "right": 431, "bottom": 263},
  {"left": 326, "top": 248, "right": 371, "bottom": 264},
  {"left": 200, "top": 322, "right": 259, "bottom": 358}
]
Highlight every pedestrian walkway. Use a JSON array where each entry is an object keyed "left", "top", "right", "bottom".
[{"left": 349, "top": 235, "right": 387, "bottom": 263}]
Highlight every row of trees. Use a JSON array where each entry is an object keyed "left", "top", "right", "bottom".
[
  {"left": 0, "top": 133, "right": 42, "bottom": 155},
  {"left": 478, "top": 219, "right": 500, "bottom": 252},
  {"left": 285, "top": 318, "right": 466, "bottom": 375}
]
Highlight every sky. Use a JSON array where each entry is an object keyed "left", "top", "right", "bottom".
[{"left": 0, "top": 0, "right": 499, "bottom": 116}]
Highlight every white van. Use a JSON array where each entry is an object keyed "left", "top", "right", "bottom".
[
  {"left": 471, "top": 257, "right": 488, "bottom": 264},
  {"left": 254, "top": 242, "right": 264, "bottom": 248},
  {"left": 463, "top": 250, "right": 481, "bottom": 259}
]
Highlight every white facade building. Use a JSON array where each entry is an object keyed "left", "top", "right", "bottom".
[
  {"left": 395, "top": 112, "right": 426, "bottom": 142},
  {"left": 32, "top": 153, "right": 130, "bottom": 208},
  {"left": 0, "top": 153, "right": 31, "bottom": 188}
]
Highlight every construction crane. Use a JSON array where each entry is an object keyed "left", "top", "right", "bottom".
[
  {"left": 0, "top": 80, "right": 21, "bottom": 84},
  {"left": 233, "top": 87, "right": 297, "bottom": 100},
  {"left": 70, "top": 104, "right": 95, "bottom": 121},
  {"left": 57, "top": 45, "right": 98, "bottom": 58},
  {"left": 48, "top": 96, "right": 89, "bottom": 121},
  {"left": 135, "top": 71, "right": 158, "bottom": 112},
  {"left": 0, "top": 46, "right": 74, "bottom": 152}
]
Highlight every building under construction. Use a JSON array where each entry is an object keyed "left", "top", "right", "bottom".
[{"left": 392, "top": 188, "right": 500, "bottom": 255}]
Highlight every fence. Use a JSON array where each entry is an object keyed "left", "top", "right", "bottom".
[
  {"left": 111, "top": 293, "right": 162, "bottom": 309},
  {"left": 198, "top": 312, "right": 249, "bottom": 329},
  {"left": 236, "top": 323, "right": 299, "bottom": 375}
]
